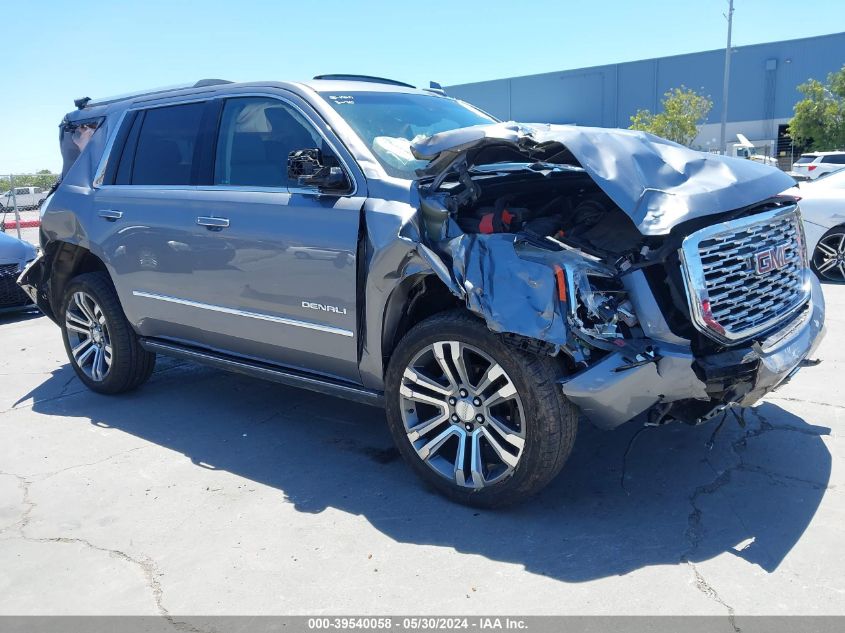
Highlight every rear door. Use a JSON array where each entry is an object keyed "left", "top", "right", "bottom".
[
  {"left": 821, "top": 154, "right": 845, "bottom": 176},
  {"left": 92, "top": 99, "right": 216, "bottom": 344}
]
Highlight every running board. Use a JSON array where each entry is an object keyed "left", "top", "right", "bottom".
[{"left": 140, "top": 338, "right": 384, "bottom": 408}]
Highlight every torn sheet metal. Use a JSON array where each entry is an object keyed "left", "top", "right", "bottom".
[
  {"left": 560, "top": 347, "right": 707, "bottom": 429},
  {"left": 424, "top": 231, "right": 639, "bottom": 355},
  {"left": 445, "top": 233, "right": 569, "bottom": 345},
  {"left": 412, "top": 122, "right": 795, "bottom": 235}
]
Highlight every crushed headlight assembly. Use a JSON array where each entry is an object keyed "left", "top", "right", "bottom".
[
  {"left": 573, "top": 272, "right": 638, "bottom": 339},
  {"left": 556, "top": 256, "right": 640, "bottom": 346}
]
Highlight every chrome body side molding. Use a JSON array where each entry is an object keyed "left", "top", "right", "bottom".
[{"left": 132, "top": 291, "right": 353, "bottom": 337}]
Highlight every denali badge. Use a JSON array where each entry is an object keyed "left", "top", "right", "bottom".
[
  {"left": 302, "top": 301, "right": 347, "bottom": 315},
  {"left": 752, "top": 242, "right": 789, "bottom": 275}
]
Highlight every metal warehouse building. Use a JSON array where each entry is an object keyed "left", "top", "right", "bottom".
[{"left": 447, "top": 32, "right": 845, "bottom": 166}]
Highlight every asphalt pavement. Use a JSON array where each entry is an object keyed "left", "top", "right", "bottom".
[{"left": 0, "top": 285, "right": 842, "bottom": 618}]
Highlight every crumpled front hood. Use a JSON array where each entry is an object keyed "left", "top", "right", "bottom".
[{"left": 412, "top": 122, "right": 796, "bottom": 235}]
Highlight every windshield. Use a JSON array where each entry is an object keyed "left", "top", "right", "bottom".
[{"left": 319, "top": 91, "right": 496, "bottom": 179}]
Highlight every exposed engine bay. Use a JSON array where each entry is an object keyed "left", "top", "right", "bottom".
[
  {"left": 416, "top": 146, "right": 666, "bottom": 360},
  {"left": 410, "top": 126, "right": 821, "bottom": 429},
  {"left": 443, "top": 162, "right": 648, "bottom": 349}
]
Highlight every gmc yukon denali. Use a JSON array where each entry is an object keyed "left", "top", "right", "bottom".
[{"left": 19, "top": 76, "right": 826, "bottom": 507}]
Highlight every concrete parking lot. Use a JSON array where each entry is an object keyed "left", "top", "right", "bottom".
[{"left": 0, "top": 285, "right": 842, "bottom": 618}]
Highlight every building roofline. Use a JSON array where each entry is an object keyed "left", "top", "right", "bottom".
[{"left": 447, "top": 31, "right": 845, "bottom": 89}]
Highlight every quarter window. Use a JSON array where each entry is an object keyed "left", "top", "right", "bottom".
[
  {"left": 822, "top": 154, "right": 845, "bottom": 164},
  {"left": 129, "top": 102, "right": 205, "bottom": 185},
  {"left": 214, "top": 97, "right": 324, "bottom": 188}
]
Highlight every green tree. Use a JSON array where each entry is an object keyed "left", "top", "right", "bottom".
[
  {"left": 629, "top": 86, "right": 713, "bottom": 146},
  {"left": 0, "top": 170, "right": 59, "bottom": 193},
  {"left": 788, "top": 65, "right": 845, "bottom": 151}
]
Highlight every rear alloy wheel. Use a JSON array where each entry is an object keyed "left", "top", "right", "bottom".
[
  {"left": 385, "top": 311, "right": 578, "bottom": 507},
  {"left": 60, "top": 272, "right": 156, "bottom": 394},
  {"left": 812, "top": 228, "right": 845, "bottom": 283},
  {"left": 65, "top": 291, "right": 113, "bottom": 382}
]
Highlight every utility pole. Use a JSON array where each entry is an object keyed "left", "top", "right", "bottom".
[{"left": 719, "top": 0, "right": 735, "bottom": 155}]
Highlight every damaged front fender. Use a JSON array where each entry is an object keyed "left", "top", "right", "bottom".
[{"left": 412, "top": 229, "right": 646, "bottom": 365}]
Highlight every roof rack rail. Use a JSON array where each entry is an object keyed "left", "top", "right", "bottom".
[
  {"left": 193, "top": 78, "right": 233, "bottom": 88},
  {"left": 422, "top": 81, "right": 446, "bottom": 96},
  {"left": 312, "top": 74, "right": 416, "bottom": 89},
  {"left": 76, "top": 79, "right": 233, "bottom": 109}
]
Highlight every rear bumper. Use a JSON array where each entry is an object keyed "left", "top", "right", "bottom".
[
  {"left": 560, "top": 273, "right": 826, "bottom": 429},
  {"left": 16, "top": 251, "right": 56, "bottom": 322}
]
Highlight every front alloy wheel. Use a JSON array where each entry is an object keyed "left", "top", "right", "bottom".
[
  {"left": 400, "top": 341, "right": 526, "bottom": 489},
  {"left": 65, "top": 291, "right": 112, "bottom": 381},
  {"left": 385, "top": 311, "right": 578, "bottom": 507},
  {"left": 813, "top": 229, "right": 845, "bottom": 282}
]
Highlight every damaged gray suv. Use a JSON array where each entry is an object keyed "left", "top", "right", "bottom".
[{"left": 20, "top": 75, "right": 826, "bottom": 507}]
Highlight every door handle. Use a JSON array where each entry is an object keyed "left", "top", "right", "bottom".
[
  {"left": 98, "top": 209, "right": 123, "bottom": 221},
  {"left": 196, "top": 216, "right": 229, "bottom": 230}
]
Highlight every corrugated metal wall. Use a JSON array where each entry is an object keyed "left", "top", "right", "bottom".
[{"left": 448, "top": 32, "right": 845, "bottom": 131}]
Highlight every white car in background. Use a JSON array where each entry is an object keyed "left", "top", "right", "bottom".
[
  {"left": 0, "top": 186, "right": 47, "bottom": 211},
  {"left": 791, "top": 151, "right": 845, "bottom": 180},
  {"left": 786, "top": 168, "right": 845, "bottom": 282}
]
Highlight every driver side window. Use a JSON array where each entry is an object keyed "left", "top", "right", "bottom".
[{"left": 214, "top": 97, "right": 325, "bottom": 188}]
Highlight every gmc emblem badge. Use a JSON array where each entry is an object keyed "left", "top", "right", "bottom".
[{"left": 752, "top": 242, "right": 790, "bottom": 275}]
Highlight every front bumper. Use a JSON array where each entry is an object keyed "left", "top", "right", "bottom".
[{"left": 560, "top": 273, "right": 826, "bottom": 429}]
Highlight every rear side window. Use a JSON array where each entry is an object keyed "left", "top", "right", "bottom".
[
  {"left": 821, "top": 154, "right": 845, "bottom": 164},
  {"left": 125, "top": 102, "right": 205, "bottom": 185},
  {"left": 796, "top": 155, "right": 816, "bottom": 164},
  {"left": 213, "top": 97, "right": 324, "bottom": 188}
]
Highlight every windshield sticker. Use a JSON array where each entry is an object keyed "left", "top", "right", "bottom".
[{"left": 328, "top": 95, "right": 355, "bottom": 105}]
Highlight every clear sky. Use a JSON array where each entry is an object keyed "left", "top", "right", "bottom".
[{"left": 2, "top": 0, "right": 844, "bottom": 174}]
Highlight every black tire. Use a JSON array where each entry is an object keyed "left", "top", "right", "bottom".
[
  {"left": 385, "top": 310, "right": 578, "bottom": 508},
  {"left": 60, "top": 271, "right": 156, "bottom": 394},
  {"left": 810, "top": 225, "right": 845, "bottom": 283}
]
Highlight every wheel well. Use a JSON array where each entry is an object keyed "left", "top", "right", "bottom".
[
  {"left": 382, "top": 274, "right": 464, "bottom": 368},
  {"left": 47, "top": 242, "right": 109, "bottom": 314},
  {"left": 380, "top": 274, "right": 580, "bottom": 380}
]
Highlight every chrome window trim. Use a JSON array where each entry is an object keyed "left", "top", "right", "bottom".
[
  {"left": 94, "top": 91, "right": 359, "bottom": 198},
  {"left": 92, "top": 109, "right": 128, "bottom": 188},
  {"left": 132, "top": 291, "right": 353, "bottom": 338},
  {"left": 679, "top": 204, "right": 810, "bottom": 344}
]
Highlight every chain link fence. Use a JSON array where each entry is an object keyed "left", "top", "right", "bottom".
[{"left": 1, "top": 173, "right": 59, "bottom": 246}]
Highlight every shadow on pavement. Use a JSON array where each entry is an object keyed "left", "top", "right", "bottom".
[
  {"left": 0, "top": 307, "right": 42, "bottom": 324},
  {"left": 20, "top": 360, "right": 832, "bottom": 583}
]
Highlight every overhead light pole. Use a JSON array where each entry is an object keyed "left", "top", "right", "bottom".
[{"left": 719, "top": 0, "right": 735, "bottom": 155}]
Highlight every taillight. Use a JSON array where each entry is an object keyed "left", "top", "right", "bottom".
[{"left": 808, "top": 165, "right": 817, "bottom": 171}]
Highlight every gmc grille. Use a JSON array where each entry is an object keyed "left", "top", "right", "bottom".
[
  {"left": 679, "top": 206, "right": 810, "bottom": 344},
  {"left": 0, "top": 262, "right": 30, "bottom": 308}
]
